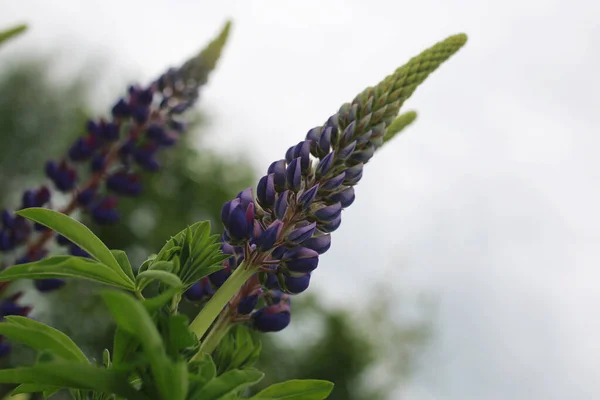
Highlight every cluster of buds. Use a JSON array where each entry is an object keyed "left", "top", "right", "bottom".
[
  {"left": 0, "top": 22, "right": 231, "bottom": 298},
  {"left": 186, "top": 33, "right": 467, "bottom": 334},
  {"left": 0, "top": 21, "right": 232, "bottom": 359}
]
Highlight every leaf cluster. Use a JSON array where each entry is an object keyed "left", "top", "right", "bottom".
[{"left": 0, "top": 209, "right": 333, "bottom": 399}]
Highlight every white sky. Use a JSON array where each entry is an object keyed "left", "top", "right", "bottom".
[{"left": 3, "top": 1, "right": 600, "bottom": 399}]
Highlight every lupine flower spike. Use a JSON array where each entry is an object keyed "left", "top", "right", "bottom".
[
  {"left": 189, "top": 34, "right": 467, "bottom": 349},
  {"left": 0, "top": 22, "right": 231, "bottom": 357},
  {"left": 0, "top": 21, "right": 231, "bottom": 287}
]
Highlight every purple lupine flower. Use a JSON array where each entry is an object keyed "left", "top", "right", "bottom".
[
  {"left": 197, "top": 33, "right": 468, "bottom": 335},
  {"left": 221, "top": 194, "right": 255, "bottom": 243},
  {"left": 285, "top": 222, "right": 316, "bottom": 245},
  {"left": 208, "top": 265, "right": 232, "bottom": 288},
  {"left": 55, "top": 234, "right": 71, "bottom": 247},
  {"left": 281, "top": 247, "right": 319, "bottom": 274},
  {"left": 0, "top": 341, "right": 11, "bottom": 358},
  {"left": 0, "top": 22, "right": 233, "bottom": 301},
  {"left": 237, "top": 288, "right": 263, "bottom": 315},
  {"left": 283, "top": 273, "right": 311, "bottom": 294},
  {"left": 34, "top": 279, "right": 66, "bottom": 292},
  {"left": 255, "top": 220, "right": 283, "bottom": 251},
  {"left": 106, "top": 171, "right": 143, "bottom": 196},
  {"left": 252, "top": 301, "right": 291, "bottom": 333},
  {"left": 303, "top": 234, "right": 332, "bottom": 254},
  {"left": 45, "top": 160, "right": 78, "bottom": 192},
  {"left": 69, "top": 244, "right": 91, "bottom": 258},
  {"left": 90, "top": 196, "right": 120, "bottom": 225},
  {"left": 0, "top": 293, "right": 31, "bottom": 319},
  {"left": 184, "top": 277, "right": 215, "bottom": 302}
]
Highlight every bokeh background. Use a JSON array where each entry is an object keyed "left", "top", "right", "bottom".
[{"left": 1, "top": 1, "right": 599, "bottom": 399}]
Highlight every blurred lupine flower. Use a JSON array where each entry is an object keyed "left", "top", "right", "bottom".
[
  {"left": 0, "top": 292, "right": 33, "bottom": 357},
  {"left": 34, "top": 279, "right": 66, "bottom": 293},
  {"left": 0, "top": 339, "right": 10, "bottom": 358},
  {"left": 196, "top": 33, "right": 467, "bottom": 333},
  {"left": 0, "top": 293, "right": 31, "bottom": 320},
  {"left": 184, "top": 277, "right": 215, "bottom": 302},
  {"left": 0, "top": 22, "right": 231, "bottom": 298}
]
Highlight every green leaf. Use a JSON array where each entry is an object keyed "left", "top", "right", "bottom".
[
  {"left": 102, "top": 291, "right": 186, "bottom": 400},
  {"left": 179, "top": 222, "right": 229, "bottom": 286},
  {"left": 143, "top": 286, "right": 181, "bottom": 315},
  {"left": 149, "top": 261, "right": 175, "bottom": 272},
  {"left": 111, "top": 249, "right": 135, "bottom": 281},
  {"left": 180, "top": 226, "right": 193, "bottom": 267},
  {"left": 187, "top": 354, "right": 217, "bottom": 398},
  {"left": 112, "top": 327, "right": 138, "bottom": 368},
  {"left": 136, "top": 270, "right": 183, "bottom": 291},
  {"left": 164, "top": 361, "right": 189, "bottom": 400},
  {"left": 101, "top": 290, "right": 163, "bottom": 353},
  {"left": 166, "top": 315, "right": 196, "bottom": 353},
  {"left": 102, "top": 348, "right": 111, "bottom": 368},
  {"left": 2, "top": 316, "right": 88, "bottom": 363},
  {"left": 0, "top": 24, "right": 27, "bottom": 46},
  {"left": 36, "top": 349, "right": 58, "bottom": 364},
  {"left": 15, "top": 208, "right": 131, "bottom": 284},
  {"left": 198, "top": 369, "right": 264, "bottom": 400},
  {"left": 250, "top": 380, "right": 334, "bottom": 400},
  {"left": 138, "top": 254, "right": 157, "bottom": 274},
  {"left": 213, "top": 325, "right": 261, "bottom": 375},
  {"left": 0, "top": 256, "right": 135, "bottom": 290},
  {"left": 191, "top": 353, "right": 216, "bottom": 382},
  {"left": 0, "top": 363, "right": 145, "bottom": 400},
  {"left": 11, "top": 383, "right": 61, "bottom": 398}
]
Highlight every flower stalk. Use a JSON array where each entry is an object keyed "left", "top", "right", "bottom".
[{"left": 188, "top": 261, "right": 256, "bottom": 346}]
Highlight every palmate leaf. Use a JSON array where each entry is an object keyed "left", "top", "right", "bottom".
[
  {"left": 155, "top": 221, "right": 206, "bottom": 261},
  {"left": 153, "top": 221, "right": 228, "bottom": 287},
  {"left": 180, "top": 222, "right": 229, "bottom": 285},
  {"left": 16, "top": 208, "right": 133, "bottom": 285},
  {"left": 0, "top": 256, "right": 135, "bottom": 290},
  {"left": 250, "top": 380, "right": 334, "bottom": 400},
  {"left": 0, "top": 316, "right": 88, "bottom": 363}
]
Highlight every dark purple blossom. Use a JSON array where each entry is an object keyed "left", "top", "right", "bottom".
[
  {"left": 34, "top": 279, "right": 66, "bottom": 292},
  {"left": 252, "top": 301, "right": 291, "bottom": 332},
  {"left": 184, "top": 277, "right": 215, "bottom": 301},
  {"left": 283, "top": 273, "right": 311, "bottom": 294}
]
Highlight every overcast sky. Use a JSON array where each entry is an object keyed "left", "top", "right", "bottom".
[{"left": 2, "top": 1, "right": 600, "bottom": 399}]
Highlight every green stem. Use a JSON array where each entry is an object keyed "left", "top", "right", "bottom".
[
  {"left": 170, "top": 292, "right": 181, "bottom": 314},
  {"left": 191, "top": 313, "right": 232, "bottom": 361},
  {"left": 188, "top": 262, "right": 255, "bottom": 342}
]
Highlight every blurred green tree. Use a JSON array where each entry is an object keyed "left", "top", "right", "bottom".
[{"left": 0, "top": 56, "right": 431, "bottom": 400}]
